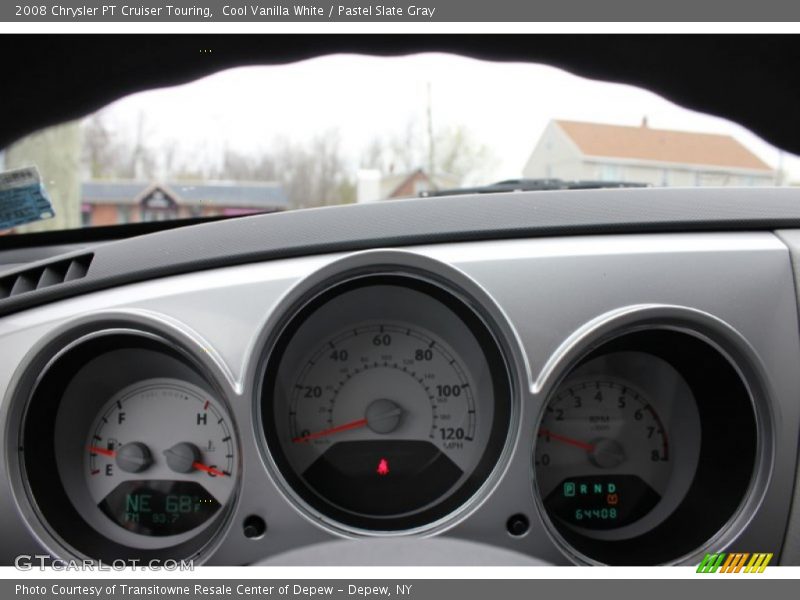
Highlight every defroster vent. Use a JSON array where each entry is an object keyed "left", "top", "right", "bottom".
[{"left": 0, "top": 254, "right": 93, "bottom": 300}]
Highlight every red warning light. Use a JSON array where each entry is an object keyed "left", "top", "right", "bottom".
[{"left": 376, "top": 458, "right": 390, "bottom": 476}]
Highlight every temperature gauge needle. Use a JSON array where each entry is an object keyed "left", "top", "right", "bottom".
[
  {"left": 292, "top": 418, "right": 369, "bottom": 443},
  {"left": 192, "top": 462, "right": 228, "bottom": 477},
  {"left": 538, "top": 428, "right": 596, "bottom": 452}
]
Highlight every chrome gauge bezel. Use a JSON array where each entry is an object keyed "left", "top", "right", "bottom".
[
  {"left": 4, "top": 314, "right": 242, "bottom": 564},
  {"left": 253, "top": 251, "right": 523, "bottom": 537},
  {"left": 531, "top": 306, "right": 774, "bottom": 566}
]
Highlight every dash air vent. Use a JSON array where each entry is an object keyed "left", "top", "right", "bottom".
[{"left": 0, "top": 254, "right": 93, "bottom": 299}]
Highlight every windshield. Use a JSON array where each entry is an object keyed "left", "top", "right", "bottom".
[{"left": 1, "top": 53, "right": 795, "bottom": 235}]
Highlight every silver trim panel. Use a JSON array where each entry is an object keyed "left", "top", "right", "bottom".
[{"left": 0, "top": 231, "right": 797, "bottom": 565}]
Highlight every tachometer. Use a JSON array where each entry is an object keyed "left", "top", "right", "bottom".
[
  {"left": 535, "top": 378, "right": 671, "bottom": 532},
  {"left": 530, "top": 337, "right": 742, "bottom": 566}
]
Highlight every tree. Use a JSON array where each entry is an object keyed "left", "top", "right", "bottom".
[
  {"left": 81, "top": 115, "right": 122, "bottom": 179},
  {"left": 213, "top": 132, "right": 355, "bottom": 208},
  {"left": 360, "top": 120, "right": 497, "bottom": 187},
  {"left": 215, "top": 148, "right": 278, "bottom": 182},
  {"left": 81, "top": 112, "right": 157, "bottom": 179},
  {"left": 433, "top": 125, "right": 496, "bottom": 184}
]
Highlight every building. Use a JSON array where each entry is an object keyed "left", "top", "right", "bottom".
[
  {"left": 523, "top": 119, "right": 775, "bottom": 187},
  {"left": 81, "top": 180, "right": 289, "bottom": 227},
  {"left": 357, "top": 168, "right": 460, "bottom": 203}
]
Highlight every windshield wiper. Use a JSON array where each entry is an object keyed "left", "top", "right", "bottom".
[{"left": 419, "top": 178, "right": 649, "bottom": 198}]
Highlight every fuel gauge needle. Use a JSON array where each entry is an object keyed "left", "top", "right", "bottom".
[{"left": 88, "top": 445, "right": 116, "bottom": 457}]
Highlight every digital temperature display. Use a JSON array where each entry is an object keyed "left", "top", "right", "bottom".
[{"left": 98, "top": 480, "right": 220, "bottom": 536}]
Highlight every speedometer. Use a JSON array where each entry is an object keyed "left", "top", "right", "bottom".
[
  {"left": 287, "top": 323, "right": 479, "bottom": 516},
  {"left": 291, "top": 324, "right": 478, "bottom": 448},
  {"left": 260, "top": 275, "right": 512, "bottom": 532}
]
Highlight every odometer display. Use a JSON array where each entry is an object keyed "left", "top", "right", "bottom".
[{"left": 542, "top": 474, "right": 661, "bottom": 531}]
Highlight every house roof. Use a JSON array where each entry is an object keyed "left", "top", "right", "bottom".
[
  {"left": 555, "top": 119, "right": 773, "bottom": 172},
  {"left": 380, "top": 170, "right": 419, "bottom": 199},
  {"left": 82, "top": 180, "right": 289, "bottom": 208},
  {"left": 380, "top": 168, "right": 461, "bottom": 199}
]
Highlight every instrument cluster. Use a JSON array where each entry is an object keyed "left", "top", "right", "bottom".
[{"left": 6, "top": 261, "right": 766, "bottom": 566}]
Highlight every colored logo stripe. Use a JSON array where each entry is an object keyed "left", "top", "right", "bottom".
[{"left": 697, "top": 552, "right": 773, "bottom": 573}]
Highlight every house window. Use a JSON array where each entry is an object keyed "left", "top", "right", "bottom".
[
  {"left": 695, "top": 172, "right": 718, "bottom": 186},
  {"left": 117, "top": 205, "right": 132, "bottom": 224},
  {"left": 599, "top": 164, "right": 621, "bottom": 181},
  {"left": 81, "top": 203, "right": 92, "bottom": 227},
  {"left": 413, "top": 178, "right": 431, "bottom": 195}
]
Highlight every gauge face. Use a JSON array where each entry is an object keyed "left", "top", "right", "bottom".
[
  {"left": 262, "top": 276, "right": 512, "bottom": 531},
  {"left": 535, "top": 378, "right": 671, "bottom": 533},
  {"left": 533, "top": 347, "right": 706, "bottom": 561},
  {"left": 84, "top": 379, "right": 236, "bottom": 538},
  {"left": 286, "top": 323, "right": 480, "bottom": 516}
]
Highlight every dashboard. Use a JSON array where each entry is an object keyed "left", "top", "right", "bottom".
[{"left": 2, "top": 188, "right": 800, "bottom": 566}]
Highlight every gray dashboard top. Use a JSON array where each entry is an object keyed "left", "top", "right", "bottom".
[{"left": 3, "top": 186, "right": 800, "bottom": 317}]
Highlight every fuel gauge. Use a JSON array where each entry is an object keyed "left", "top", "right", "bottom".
[{"left": 85, "top": 378, "right": 237, "bottom": 538}]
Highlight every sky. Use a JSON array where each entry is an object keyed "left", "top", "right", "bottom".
[{"left": 95, "top": 52, "right": 799, "bottom": 185}]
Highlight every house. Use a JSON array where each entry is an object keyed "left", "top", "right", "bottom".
[
  {"left": 379, "top": 168, "right": 460, "bottom": 199},
  {"left": 357, "top": 168, "right": 461, "bottom": 203},
  {"left": 523, "top": 119, "right": 775, "bottom": 187},
  {"left": 81, "top": 180, "right": 289, "bottom": 227}
]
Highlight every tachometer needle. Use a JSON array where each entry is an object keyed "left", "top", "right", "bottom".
[
  {"left": 88, "top": 445, "right": 116, "bottom": 457},
  {"left": 538, "top": 428, "right": 596, "bottom": 452},
  {"left": 292, "top": 418, "right": 369, "bottom": 443},
  {"left": 192, "top": 462, "right": 228, "bottom": 477}
]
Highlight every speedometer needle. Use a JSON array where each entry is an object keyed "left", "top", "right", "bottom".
[
  {"left": 538, "top": 428, "right": 596, "bottom": 452},
  {"left": 292, "top": 418, "right": 369, "bottom": 443}
]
